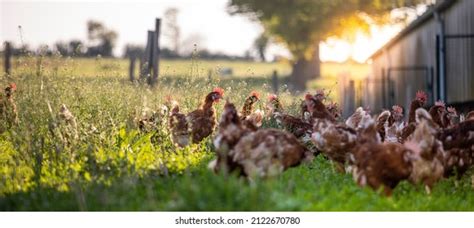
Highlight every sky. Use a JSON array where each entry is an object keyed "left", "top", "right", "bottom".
[{"left": 1, "top": 0, "right": 412, "bottom": 63}]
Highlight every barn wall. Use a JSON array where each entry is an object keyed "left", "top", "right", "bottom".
[
  {"left": 370, "top": 18, "right": 438, "bottom": 111},
  {"left": 369, "top": 0, "right": 474, "bottom": 112},
  {"left": 443, "top": 0, "right": 474, "bottom": 103}
]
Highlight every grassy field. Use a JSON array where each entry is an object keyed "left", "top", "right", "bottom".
[{"left": 0, "top": 57, "right": 473, "bottom": 211}]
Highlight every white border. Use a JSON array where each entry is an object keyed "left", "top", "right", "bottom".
[{"left": 1, "top": 212, "right": 474, "bottom": 228}]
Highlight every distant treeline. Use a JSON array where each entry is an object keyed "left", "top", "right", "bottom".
[
  {"left": 1, "top": 18, "right": 257, "bottom": 61},
  {"left": 124, "top": 44, "right": 254, "bottom": 61},
  {"left": 1, "top": 42, "right": 255, "bottom": 61},
  {"left": 2, "top": 20, "right": 118, "bottom": 58},
  {"left": 2, "top": 40, "right": 115, "bottom": 58}
]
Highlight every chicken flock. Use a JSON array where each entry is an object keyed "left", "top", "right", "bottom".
[
  {"left": 2, "top": 83, "right": 474, "bottom": 196},
  {"left": 162, "top": 87, "right": 474, "bottom": 195}
]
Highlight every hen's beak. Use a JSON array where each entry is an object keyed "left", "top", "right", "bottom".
[{"left": 214, "top": 94, "right": 223, "bottom": 102}]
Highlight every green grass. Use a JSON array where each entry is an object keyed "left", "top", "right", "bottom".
[{"left": 0, "top": 56, "right": 472, "bottom": 211}]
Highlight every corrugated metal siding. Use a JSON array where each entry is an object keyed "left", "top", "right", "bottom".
[
  {"left": 370, "top": 18, "right": 438, "bottom": 111},
  {"left": 369, "top": 0, "right": 474, "bottom": 111},
  {"left": 443, "top": 0, "right": 474, "bottom": 103}
]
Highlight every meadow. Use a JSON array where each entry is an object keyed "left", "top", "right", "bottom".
[{"left": 0, "top": 56, "right": 473, "bottom": 211}]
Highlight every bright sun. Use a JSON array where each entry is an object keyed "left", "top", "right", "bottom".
[{"left": 320, "top": 24, "right": 403, "bottom": 63}]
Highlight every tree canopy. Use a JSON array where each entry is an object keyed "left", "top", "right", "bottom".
[
  {"left": 86, "top": 20, "right": 118, "bottom": 57},
  {"left": 228, "top": 0, "right": 428, "bottom": 61}
]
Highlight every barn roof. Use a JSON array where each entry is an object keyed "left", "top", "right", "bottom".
[{"left": 368, "top": 0, "right": 458, "bottom": 60}]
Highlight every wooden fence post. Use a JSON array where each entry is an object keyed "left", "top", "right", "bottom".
[
  {"left": 364, "top": 77, "right": 370, "bottom": 107},
  {"left": 146, "top": 32, "right": 155, "bottom": 85},
  {"left": 346, "top": 80, "right": 355, "bottom": 117},
  {"left": 139, "top": 58, "right": 144, "bottom": 79},
  {"left": 4, "top": 42, "right": 12, "bottom": 76},
  {"left": 356, "top": 80, "right": 362, "bottom": 108},
  {"left": 151, "top": 18, "right": 161, "bottom": 86},
  {"left": 338, "top": 72, "right": 347, "bottom": 116},
  {"left": 36, "top": 56, "right": 43, "bottom": 77},
  {"left": 141, "top": 30, "right": 154, "bottom": 80},
  {"left": 129, "top": 56, "right": 136, "bottom": 82},
  {"left": 339, "top": 71, "right": 355, "bottom": 118},
  {"left": 271, "top": 70, "right": 279, "bottom": 94}
]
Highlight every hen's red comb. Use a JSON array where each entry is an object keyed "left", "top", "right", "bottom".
[
  {"left": 9, "top": 83, "right": 17, "bottom": 91},
  {"left": 250, "top": 91, "right": 260, "bottom": 99},
  {"left": 213, "top": 87, "right": 224, "bottom": 96},
  {"left": 267, "top": 94, "right": 278, "bottom": 101},
  {"left": 392, "top": 105, "right": 403, "bottom": 114},
  {"left": 416, "top": 91, "right": 427, "bottom": 102},
  {"left": 435, "top": 100, "right": 445, "bottom": 107},
  {"left": 304, "top": 93, "right": 313, "bottom": 100}
]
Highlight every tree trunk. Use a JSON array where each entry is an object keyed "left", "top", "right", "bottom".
[{"left": 290, "top": 43, "right": 321, "bottom": 91}]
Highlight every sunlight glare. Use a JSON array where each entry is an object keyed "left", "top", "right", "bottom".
[{"left": 320, "top": 24, "right": 403, "bottom": 63}]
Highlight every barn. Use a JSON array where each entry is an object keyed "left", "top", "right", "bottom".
[{"left": 366, "top": 0, "right": 474, "bottom": 113}]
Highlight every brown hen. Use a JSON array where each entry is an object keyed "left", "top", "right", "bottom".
[
  {"left": 311, "top": 118, "right": 358, "bottom": 172},
  {"left": 428, "top": 100, "right": 447, "bottom": 128},
  {"left": 240, "top": 91, "right": 264, "bottom": 130},
  {"left": 350, "top": 120, "right": 412, "bottom": 196},
  {"left": 169, "top": 87, "right": 224, "bottom": 147},
  {"left": 436, "top": 115, "right": 474, "bottom": 178},
  {"left": 400, "top": 91, "right": 428, "bottom": 142},
  {"left": 376, "top": 105, "right": 404, "bottom": 142},
  {"left": 304, "top": 93, "right": 335, "bottom": 122},
  {"left": 404, "top": 108, "right": 445, "bottom": 194},
  {"left": 210, "top": 101, "right": 251, "bottom": 174},
  {"left": 210, "top": 100, "right": 308, "bottom": 178},
  {"left": 267, "top": 94, "right": 312, "bottom": 139},
  {"left": 0, "top": 83, "right": 18, "bottom": 133}
]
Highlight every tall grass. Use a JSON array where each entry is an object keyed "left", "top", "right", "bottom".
[
  {"left": 0, "top": 56, "right": 472, "bottom": 211},
  {"left": 0, "top": 56, "right": 301, "bottom": 196}
]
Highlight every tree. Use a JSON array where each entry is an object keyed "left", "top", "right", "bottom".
[
  {"left": 164, "top": 8, "right": 181, "bottom": 54},
  {"left": 55, "top": 40, "right": 84, "bottom": 56},
  {"left": 228, "top": 0, "right": 428, "bottom": 90},
  {"left": 55, "top": 41, "right": 69, "bottom": 56},
  {"left": 181, "top": 33, "right": 206, "bottom": 56},
  {"left": 160, "top": 47, "right": 180, "bottom": 59},
  {"left": 86, "top": 20, "right": 118, "bottom": 57},
  {"left": 38, "top": 44, "right": 53, "bottom": 56},
  {"left": 254, "top": 32, "right": 269, "bottom": 62},
  {"left": 69, "top": 40, "right": 85, "bottom": 56},
  {"left": 100, "top": 30, "right": 118, "bottom": 57},
  {"left": 123, "top": 44, "right": 145, "bottom": 59},
  {"left": 6, "top": 43, "right": 32, "bottom": 56}
]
